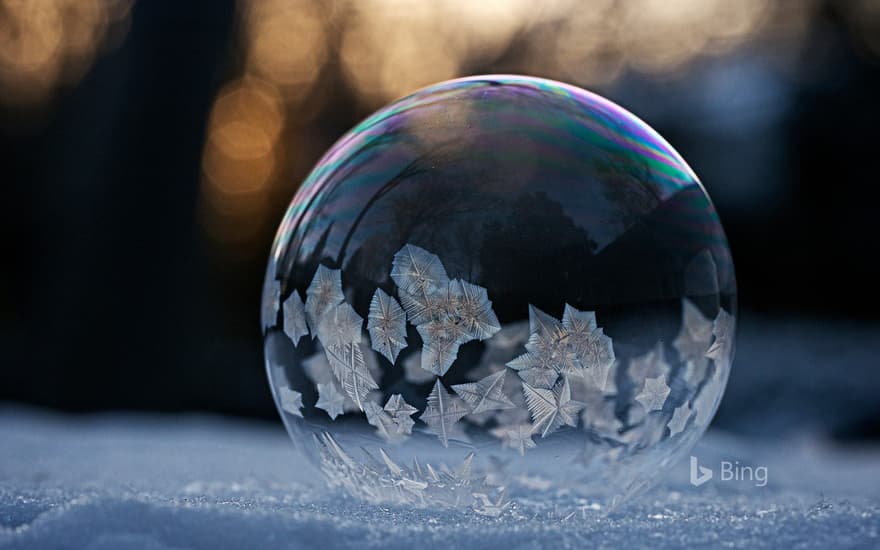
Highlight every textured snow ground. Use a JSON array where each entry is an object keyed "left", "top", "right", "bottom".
[{"left": 1, "top": 408, "right": 878, "bottom": 549}]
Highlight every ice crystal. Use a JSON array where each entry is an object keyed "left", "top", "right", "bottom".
[
  {"left": 399, "top": 286, "right": 447, "bottom": 326},
  {"left": 305, "top": 265, "right": 344, "bottom": 334},
  {"left": 492, "top": 423, "right": 536, "bottom": 456},
  {"left": 514, "top": 366, "right": 559, "bottom": 389},
  {"left": 523, "top": 305, "right": 582, "bottom": 376},
  {"left": 420, "top": 379, "right": 469, "bottom": 447},
  {"left": 278, "top": 387, "right": 303, "bottom": 418},
  {"left": 472, "top": 489, "right": 511, "bottom": 517},
  {"left": 522, "top": 377, "right": 585, "bottom": 438},
  {"left": 282, "top": 289, "right": 309, "bottom": 344},
  {"left": 392, "top": 244, "right": 501, "bottom": 375},
  {"left": 316, "top": 302, "right": 363, "bottom": 349},
  {"left": 417, "top": 317, "right": 468, "bottom": 376},
  {"left": 391, "top": 244, "right": 449, "bottom": 296},
  {"left": 668, "top": 402, "right": 691, "bottom": 436},
  {"left": 302, "top": 349, "right": 361, "bottom": 413},
  {"left": 367, "top": 289, "right": 408, "bottom": 364},
  {"left": 315, "top": 382, "right": 346, "bottom": 420},
  {"left": 452, "top": 370, "right": 515, "bottom": 414},
  {"left": 509, "top": 305, "right": 615, "bottom": 387},
  {"left": 314, "top": 432, "right": 498, "bottom": 508},
  {"left": 634, "top": 375, "right": 671, "bottom": 412},
  {"left": 562, "top": 304, "right": 615, "bottom": 373},
  {"left": 364, "top": 402, "right": 404, "bottom": 443},
  {"left": 363, "top": 394, "right": 418, "bottom": 443},
  {"left": 673, "top": 299, "right": 713, "bottom": 382},
  {"left": 325, "top": 342, "right": 378, "bottom": 411},
  {"left": 448, "top": 279, "right": 502, "bottom": 341},
  {"left": 264, "top": 280, "right": 281, "bottom": 329},
  {"left": 706, "top": 308, "right": 735, "bottom": 370},
  {"left": 384, "top": 394, "right": 419, "bottom": 437}
]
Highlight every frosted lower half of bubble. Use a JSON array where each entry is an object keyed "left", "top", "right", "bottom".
[{"left": 265, "top": 243, "right": 734, "bottom": 508}]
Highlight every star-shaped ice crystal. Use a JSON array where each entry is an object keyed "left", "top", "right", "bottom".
[
  {"left": 315, "top": 382, "right": 346, "bottom": 420},
  {"left": 635, "top": 375, "right": 670, "bottom": 412},
  {"left": 282, "top": 289, "right": 309, "bottom": 344},
  {"left": 391, "top": 244, "right": 449, "bottom": 296},
  {"left": 278, "top": 387, "right": 303, "bottom": 418},
  {"left": 317, "top": 302, "right": 363, "bottom": 348},
  {"left": 667, "top": 402, "right": 691, "bottom": 436},
  {"left": 367, "top": 289, "right": 407, "bottom": 364},
  {"left": 497, "top": 424, "right": 536, "bottom": 456},
  {"left": 452, "top": 370, "right": 515, "bottom": 414},
  {"left": 706, "top": 308, "right": 735, "bottom": 370},
  {"left": 419, "top": 379, "right": 469, "bottom": 447},
  {"left": 305, "top": 265, "right": 344, "bottom": 334},
  {"left": 522, "top": 377, "right": 585, "bottom": 438}
]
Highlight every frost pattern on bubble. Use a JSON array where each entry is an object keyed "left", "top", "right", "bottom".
[
  {"left": 302, "top": 348, "right": 361, "bottom": 413},
  {"left": 263, "top": 280, "right": 281, "bottom": 329},
  {"left": 384, "top": 394, "right": 418, "bottom": 436},
  {"left": 391, "top": 244, "right": 449, "bottom": 296},
  {"left": 417, "top": 318, "right": 467, "bottom": 376},
  {"left": 673, "top": 300, "right": 714, "bottom": 383},
  {"left": 363, "top": 394, "right": 419, "bottom": 444},
  {"left": 452, "top": 370, "right": 515, "bottom": 414},
  {"left": 562, "top": 305, "right": 615, "bottom": 373},
  {"left": 282, "top": 290, "right": 309, "bottom": 344},
  {"left": 367, "top": 289, "right": 407, "bottom": 364},
  {"left": 509, "top": 359, "right": 559, "bottom": 389},
  {"left": 522, "top": 306, "right": 582, "bottom": 377},
  {"left": 668, "top": 402, "right": 691, "bottom": 436},
  {"left": 314, "top": 432, "right": 502, "bottom": 508},
  {"left": 491, "top": 423, "right": 536, "bottom": 456},
  {"left": 392, "top": 244, "right": 500, "bottom": 376},
  {"left": 315, "top": 382, "right": 346, "bottom": 420},
  {"left": 635, "top": 375, "right": 671, "bottom": 412},
  {"left": 316, "top": 302, "right": 363, "bottom": 348},
  {"left": 305, "top": 265, "right": 344, "bottom": 335},
  {"left": 278, "top": 387, "right": 303, "bottom": 418},
  {"left": 448, "top": 279, "right": 502, "bottom": 341},
  {"left": 523, "top": 377, "right": 585, "bottom": 438},
  {"left": 274, "top": 264, "right": 733, "bottom": 507},
  {"left": 707, "top": 308, "right": 735, "bottom": 370},
  {"left": 325, "top": 342, "right": 377, "bottom": 411},
  {"left": 509, "top": 305, "right": 614, "bottom": 387},
  {"left": 420, "top": 379, "right": 470, "bottom": 447}
]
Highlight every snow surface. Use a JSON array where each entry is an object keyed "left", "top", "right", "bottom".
[{"left": 1, "top": 407, "right": 878, "bottom": 549}]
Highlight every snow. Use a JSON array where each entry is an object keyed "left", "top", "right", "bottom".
[{"left": 2, "top": 407, "right": 878, "bottom": 549}]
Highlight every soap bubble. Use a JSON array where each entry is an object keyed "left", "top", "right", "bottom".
[{"left": 262, "top": 75, "right": 736, "bottom": 511}]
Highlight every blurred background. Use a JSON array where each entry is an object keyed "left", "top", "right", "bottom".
[{"left": 1, "top": 0, "right": 878, "bottom": 439}]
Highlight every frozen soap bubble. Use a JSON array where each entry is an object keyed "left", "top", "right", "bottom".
[{"left": 262, "top": 75, "right": 736, "bottom": 512}]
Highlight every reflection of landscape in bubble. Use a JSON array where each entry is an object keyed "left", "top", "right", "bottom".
[{"left": 262, "top": 76, "right": 736, "bottom": 511}]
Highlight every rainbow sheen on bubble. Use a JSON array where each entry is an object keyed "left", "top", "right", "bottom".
[{"left": 262, "top": 75, "right": 736, "bottom": 511}]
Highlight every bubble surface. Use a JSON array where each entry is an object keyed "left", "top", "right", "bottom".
[{"left": 262, "top": 75, "right": 736, "bottom": 510}]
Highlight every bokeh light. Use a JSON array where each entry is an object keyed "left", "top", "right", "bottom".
[{"left": 0, "top": 0, "right": 131, "bottom": 107}]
